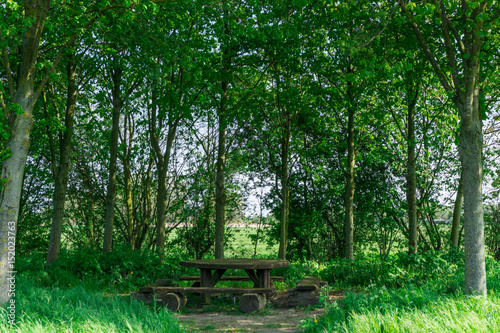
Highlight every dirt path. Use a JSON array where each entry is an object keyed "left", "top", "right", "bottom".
[{"left": 175, "top": 307, "right": 324, "bottom": 332}]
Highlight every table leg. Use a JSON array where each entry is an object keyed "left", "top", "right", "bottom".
[
  {"left": 258, "top": 269, "right": 271, "bottom": 288},
  {"left": 200, "top": 269, "right": 211, "bottom": 305},
  {"left": 199, "top": 268, "right": 226, "bottom": 304}
]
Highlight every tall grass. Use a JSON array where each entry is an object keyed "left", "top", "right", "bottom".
[
  {"left": 301, "top": 251, "right": 500, "bottom": 332},
  {"left": 0, "top": 274, "right": 183, "bottom": 333},
  {"left": 303, "top": 289, "right": 500, "bottom": 332}
]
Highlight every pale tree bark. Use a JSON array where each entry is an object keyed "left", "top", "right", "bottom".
[
  {"left": 451, "top": 173, "right": 463, "bottom": 248},
  {"left": 46, "top": 53, "right": 78, "bottom": 266},
  {"left": 344, "top": 106, "right": 355, "bottom": 260},
  {"left": 0, "top": 0, "right": 49, "bottom": 307},
  {"left": 459, "top": 72, "right": 485, "bottom": 296},
  {"left": 400, "top": 0, "right": 489, "bottom": 296}
]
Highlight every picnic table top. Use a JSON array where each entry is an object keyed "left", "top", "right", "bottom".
[{"left": 179, "top": 258, "right": 290, "bottom": 270}]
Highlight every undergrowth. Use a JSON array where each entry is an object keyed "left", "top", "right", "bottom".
[
  {"left": 0, "top": 274, "right": 183, "bottom": 333},
  {"left": 300, "top": 250, "right": 500, "bottom": 332},
  {"left": 7, "top": 246, "right": 500, "bottom": 332}
]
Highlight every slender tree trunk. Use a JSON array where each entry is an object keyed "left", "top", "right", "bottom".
[
  {"left": 214, "top": 113, "right": 226, "bottom": 259},
  {"left": 278, "top": 106, "right": 291, "bottom": 260},
  {"left": 344, "top": 107, "right": 355, "bottom": 260},
  {"left": 46, "top": 54, "right": 78, "bottom": 265},
  {"left": 102, "top": 67, "right": 123, "bottom": 253},
  {"left": 155, "top": 123, "right": 177, "bottom": 258},
  {"left": 0, "top": 0, "right": 49, "bottom": 307},
  {"left": 122, "top": 115, "right": 135, "bottom": 249},
  {"left": 451, "top": 173, "right": 463, "bottom": 248},
  {"left": 460, "top": 69, "right": 486, "bottom": 296},
  {"left": 278, "top": 140, "right": 290, "bottom": 260},
  {"left": 399, "top": 0, "right": 488, "bottom": 296},
  {"left": 214, "top": 10, "right": 231, "bottom": 258},
  {"left": 214, "top": 78, "right": 227, "bottom": 259},
  {"left": 407, "top": 87, "right": 418, "bottom": 255}
]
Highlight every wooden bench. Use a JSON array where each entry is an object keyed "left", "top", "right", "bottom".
[
  {"left": 178, "top": 275, "right": 284, "bottom": 282},
  {"left": 286, "top": 276, "right": 328, "bottom": 307},
  {"left": 155, "top": 286, "right": 276, "bottom": 294},
  {"left": 134, "top": 285, "right": 276, "bottom": 313},
  {"left": 296, "top": 276, "right": 326, "bottom": 291}
]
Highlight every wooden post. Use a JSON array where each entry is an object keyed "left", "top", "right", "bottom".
[
  {"left": 259, "top": 269, "right": 271, "bottom": 288},
  {"left": 200, "top": 269, "right": 211, "bottom": 304}
]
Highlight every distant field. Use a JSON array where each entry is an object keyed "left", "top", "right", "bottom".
[
  {"left": 226, "top": 227, "right": 278, "bottom": 258},
  {"left": 166, "top": 226, "right": 278, "bottom": 258}
]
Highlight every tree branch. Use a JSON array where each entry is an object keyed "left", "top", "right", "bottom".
[
  {"left": 0, "top": 29, "right": 15, "bottom": 97},
  {"left": 399, "top": 0, "right": 455, "bottom": 94},
  {"left": 34, "top": 4, "right": 126, "bottom": 104}
]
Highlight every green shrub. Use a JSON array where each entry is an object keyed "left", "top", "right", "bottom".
[{"left": 17, "top": 247, "right": 184, "bottom": 293}]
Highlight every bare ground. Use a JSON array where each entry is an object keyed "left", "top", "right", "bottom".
[
  {"left": 175, "top": 307, "right": 324, "bottom": 333},
  {"left": 174, "top": 291, "right": 344, "bottom": 333}
]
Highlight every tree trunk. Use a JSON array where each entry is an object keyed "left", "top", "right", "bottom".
[
  {"left": 459, "top": 69, "right": 486, "bottom": 296},
  {"left": 278, "top": 112, "right": 290, "bottom": 260},
  {"left": 344, "top": 107, "right": 355, "bottom": 260},
  {"left": 0, "top": 0, "right": 49, "bottom": 307},
  {"left": 214, "top": 12, "right": 231, "bottom": 259},
  {"left": 451, "top": 173, "right": 463, "bottom": 248},
  {"left": 407, "top": 87, "right": 418, "bottom": 255},
  {"left": 214, "top": 108, "right": 226, "bottom": 259},
  {"left": 399, "top": 0, "right": 488, "bottom": 296},
  {"left": 122, "top": 114, "right": 135, "bottom": 250},
  {"left": 155, "top": 123, "right": 177, "bottom": 258},
  {"left": 102, "top": 67, "right": 123, "bottom": 253},
  {"left": 46, "top": 53, "right": 78, "bottom": 265}
]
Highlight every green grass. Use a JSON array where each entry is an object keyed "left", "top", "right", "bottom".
[
  {"left": 9, "top": 231, "right": 500, "bottom": 333},
  {"left": 225, "top": 227, "right": 278, "bottom": 258},
  {"left": 0, "top": 274, "right": 183, "bottom": 333},
  {"left": 302, "top": 288, "right": 500, "bottom": 332},
  {"left": 300, "top": 251, "right": 500, "bottom": 332}
]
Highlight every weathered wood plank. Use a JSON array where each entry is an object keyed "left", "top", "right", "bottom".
[
  {"left": 155, "top": 286, "right": 276, "bottom": 294},
  {"left": 296, "top": 276, "right": 321, "bottom": 291},
  {"left": 179, "top": 275, "right": 284, "bottom": 282},
  {"left": 180, "top": 259, "right": 289, "bottom": 270}
]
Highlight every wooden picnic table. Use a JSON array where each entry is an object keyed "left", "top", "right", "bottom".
[{"left": 179, "top": 258, "right": 289, "bottom": 304}]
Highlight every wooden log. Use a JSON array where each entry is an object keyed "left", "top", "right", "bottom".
[
  {"left": 160, "top": 293, "right": 187, "bottom": 312},
  {"left": 286, "top": 288, "right": 320, "bottom": 307},
  {"left": 239, "top": 293, "right": 266, "bottom": 313},
  {"left": 130, "top": 291, "right": 155, "bottom": 304},
  {"left": 296, "top": 276, "right": 321, "bottom": 291}
]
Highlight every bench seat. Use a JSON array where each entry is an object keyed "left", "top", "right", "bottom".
[
  {"left": 154, "top": 286, "right": 276, "bottom": 294},
  {"left": 178, "top": 275, "right": 284, "bottom": 282}
]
